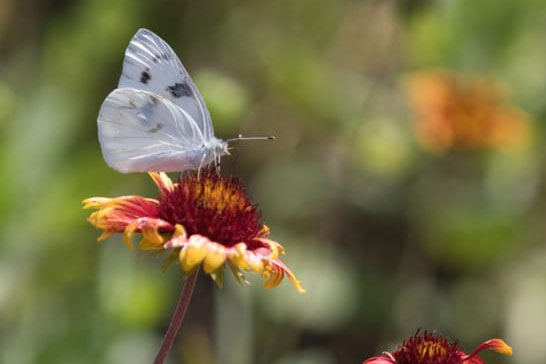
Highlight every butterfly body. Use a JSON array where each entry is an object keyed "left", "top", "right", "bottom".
[{"left": 97, "top": 28, "right": 226, "bottom": 173}]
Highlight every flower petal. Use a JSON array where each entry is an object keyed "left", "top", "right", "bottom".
[
  {"left": 163, "top": 224, "right": 188, "bottom": 249},
  {"left": 462, "top": 357, "right": 486, "bottom": 364},
  {"left": 96, "top": 230, "right": 115, "bottom": 242},
  {"left": 261, "top": 262, "right": 283, "bottom": 289},
  {"left": 255, "top": 238, "right": 283, "bottom": 259},
  {"left": 82, "top": 197, "right": 115, "bottom": 209},
  {"left": 203, "top": 243, "right": 227, "bottom": 274},
  {"left": 179, "top": 235, "right": 209, "bottom": 272},
  {"left": 148, "top": 172, "right": 175, "bottom": 196},
  {"left": 461, "top": 338, "right": 512, "bottom": 363},
  {"left": 264, "top": 259, "right": 306, "bottom": 293},
  {"left": 83, "top": 196, "right": 161, "bottom": 237},
  {"left": 124, "top": 217, "right": 173, "bottom": 250},
  {"left": 481, "top": 339, "right": 512, "bottom": 356},
  {"left": 228, "top": 243, "right": 251, "bottom": 271},
  {"left": 83, "top": 196, "right": 159, "bottom": 214},
  {"left": 362, "top": 354, "right": 396, "bottom": 364}
]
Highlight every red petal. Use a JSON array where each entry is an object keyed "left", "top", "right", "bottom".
[
  {"left": 84, "top": 196, "right": 161, "bottom": 233},
  {"left": 461, "top": 338, "right": 512, "bottom": 362},
  {"left": 362, "top": 354, "right": 396, "bottom": 364}
]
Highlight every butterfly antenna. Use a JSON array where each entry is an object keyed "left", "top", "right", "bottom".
[{"left": 226, "top": 134, "right": 275, "bottom": 143}]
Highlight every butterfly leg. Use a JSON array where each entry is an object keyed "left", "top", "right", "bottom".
[
  {"left": 215, "top": 156, "right": 221, "bottom": 175},
  {"left": 213, "top": 149, "right": 221, "bottom": 175},
  {"left": 197, "top": 153, "right": 207, "bottom": 180}
]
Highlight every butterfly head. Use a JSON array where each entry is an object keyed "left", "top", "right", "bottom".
[{"left": 206, "top": 138, "right": 230, "bottom": 157}]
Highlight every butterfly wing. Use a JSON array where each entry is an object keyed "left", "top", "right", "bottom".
[
  {"left": 118, "top": 28, "right": 214, "bottom": 139},
  {"left": 97, "top": 88, "right": 207, "bottom": 173}
]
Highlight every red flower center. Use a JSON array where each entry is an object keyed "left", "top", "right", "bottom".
[
  {"left": 158, "top": 172, "right": 266, "bottom": 247},
  {"left": 393, "top": 331, "right": 463, "bottom": 364}
]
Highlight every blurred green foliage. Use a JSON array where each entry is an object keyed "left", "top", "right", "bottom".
[{"left": 0, "top": 0, "right": 545, "bottom": 363}]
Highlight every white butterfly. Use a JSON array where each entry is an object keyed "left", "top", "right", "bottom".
[{"left": 97, "top": 28, "right": 270, "bottom": 173}]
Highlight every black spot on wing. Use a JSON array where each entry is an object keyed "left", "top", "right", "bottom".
[
  {"left": 166, "top": 82, "right": 192, "bottom": 98},
  {"left": 140, "top": 71, "right": 151, "bottom": 84}
]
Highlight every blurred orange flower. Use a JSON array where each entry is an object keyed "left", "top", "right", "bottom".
[
  {"left": 406, "top": 70, "right": 530, "bottom": 152},
  {"left": 362, "top": 330, "right": 512, "bottom": 364},
  {"left": 83, "top": 171, "right": 305, "bottom": 293}
]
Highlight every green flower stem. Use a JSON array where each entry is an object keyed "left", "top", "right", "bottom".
[{"left": 153, "top": 267, "right": 200, "bottom": 364}]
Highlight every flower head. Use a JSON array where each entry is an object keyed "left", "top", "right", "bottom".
[
  {"left": 406, "top": 70, "right": 530, "bottom": 152},
  {"left": 83, "top": 171, "right": 305, "bottom": 293},
  {"left": 363, "top": 330, "right": 512, "bottom": 364}
]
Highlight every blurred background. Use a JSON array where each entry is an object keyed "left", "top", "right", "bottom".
[{"left": 0, "top": 0, "right": 545, "bottom": 363}]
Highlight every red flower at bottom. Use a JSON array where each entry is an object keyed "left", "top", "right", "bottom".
[
  {"left": 83, "top": 171, "right": 304, "bottom": 293},
  {"left": 363, "top": 331, "right": 512, "bottom": 364}
]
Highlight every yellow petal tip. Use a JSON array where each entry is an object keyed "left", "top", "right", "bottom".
[{"left": 493, "top": 340, "right": 513, "bottom": 356}]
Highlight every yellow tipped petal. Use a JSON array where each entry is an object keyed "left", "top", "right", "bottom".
[
  {"left": 484, "top": 339, "right": 512, "bottom": 356},
  {"left": 141, "top": 224, "right": 164, "bottom": 247},
  {"left": 82, "top": 197, "right": 109, "bottom": 209},
  {"left": 284, "top": 269, "right": 306, "bottom": 294},
  {"left": 246, "top": 254, "right": 264, "bottom": 273},
  {"left": 257, "top": 238, "right": 284, "bottom": 259},
  {"left": 265, "top": 260, "right": 306, "bottom": 293},
  {"left": 203, "top": 244, "right": 227, "bottom": 274},
  {"left": 149, "top": 172, "right": 174, "bottom": 196},
  {"left": 229, "top": 243, "right": 250, "bottom": 270},
  {"left": 259, "top": 225, "right": 270, "bottom": 236},
  {"left": 172, "top": 224, "right": 187, "bottom": 238},
  {"left": 123, "top": 222, "right": 138, "bottom": 250},
  {"left": 163, "top": 224, "right": 188, "bottom": 249},
  {"left": 86, "top": 210, "right": 106, "bottom": 228},
  {"left": 262, "top": 264, "right": 283, "bottom": 289},
  {"left": 463, "top": 338, "right": 512, "bottom": 363},
  {"left": 180, "top": 235, "right": 208, "bottom": 272},
  {"left": 97, "top": 230, "right": 115, "bottom": 242},
  {"left": 498, "top": 343, "right": 513, "bottom": 356}
]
